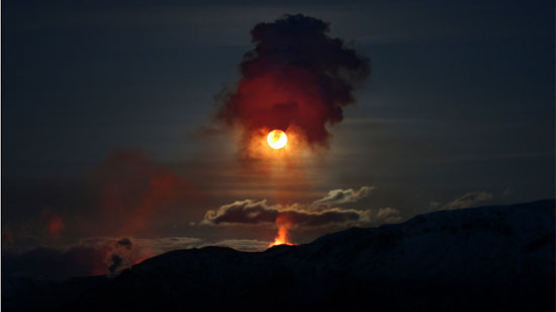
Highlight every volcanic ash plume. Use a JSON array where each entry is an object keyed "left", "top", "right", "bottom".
[{"left": 217, "top": 14, "right": 370, "bottom": 149}]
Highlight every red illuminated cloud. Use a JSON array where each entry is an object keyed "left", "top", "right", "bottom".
[
  {"left": 42, "top": 209, "right": 64, "bottom": 238},
  {"left": 92, "top": 149, "right": 193, "bottom": 236},
  {"left": 48, "top": 215, "right": 64, "bottom": 237},
  {"left": 2, "top": 229, "right": 14, "bottom": 245},
  {"left": 217, "top": 14, "right": 370, "bottom": 148}
]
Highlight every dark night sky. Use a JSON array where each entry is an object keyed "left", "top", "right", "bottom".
[{"left": 2, "top": 0, "right": 554, "bottom": 262}]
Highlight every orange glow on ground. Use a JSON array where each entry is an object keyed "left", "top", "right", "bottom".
[{"left": 267, "top": 129, "right": 288, "bottom": 149}]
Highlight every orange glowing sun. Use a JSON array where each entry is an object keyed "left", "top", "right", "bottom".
[{"left": 267, "top": 129, "right": 288, "bottom": 149}]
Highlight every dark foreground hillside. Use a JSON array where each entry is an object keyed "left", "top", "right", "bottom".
[{"left": 3, "top": 200, "right": 554, "bottom": 312}]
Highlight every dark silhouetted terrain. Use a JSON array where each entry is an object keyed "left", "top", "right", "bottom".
[{"left": 3, "top": 200, "right": 554, "bottom": 312}]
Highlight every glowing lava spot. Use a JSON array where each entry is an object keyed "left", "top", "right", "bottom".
[
  {"left": 267, "top": 129, "right": 288, "bottom": 150},
  {"left": 268, "top": 215, "right": 296, "bottom": 248}
]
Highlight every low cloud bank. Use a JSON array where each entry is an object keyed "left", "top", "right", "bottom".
[{"left": 202, "top": 186, "right": 400, "bottom": 227}]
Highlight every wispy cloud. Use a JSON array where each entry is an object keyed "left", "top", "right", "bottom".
[
  {"left": 442, "top": 192, "right": 494, "bottom": 210},
  {"left": 312, "top": 186, "right": 374, "bottom": 208}
]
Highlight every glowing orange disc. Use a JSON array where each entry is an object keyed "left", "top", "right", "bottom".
[{"left": 267, "top": 129, "right": 288, "bottom": 149}]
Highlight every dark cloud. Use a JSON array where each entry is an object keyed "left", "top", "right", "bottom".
[
  {"left": 203, "top": 199, "right": 364, "bottom": 226},
  {"left": 116, "top": 238, "right": 133, "bottom": 250},
  {"left": 217, "top": 14, "right": 370, "bottom": 148},
  {"left": 201, "top": 186, "right": 401, "bottom": 228},
  {"left": 108, "top": 254, "right": 123, "bottom": 276},
  {"left": 106, "top": 237, "right": 135, "bottom": 276}
]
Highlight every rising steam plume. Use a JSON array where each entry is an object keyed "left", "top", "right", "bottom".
[{"left": 217, "top": 14, "right": 370, "bottom": 147}]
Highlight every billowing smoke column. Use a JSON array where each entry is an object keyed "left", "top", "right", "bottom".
[
  {"left": 214, "top": 15, "right": 370, "bottom": 247},
  {"left": 217, "top": 14, "right": 370, "bottom": 148}
]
